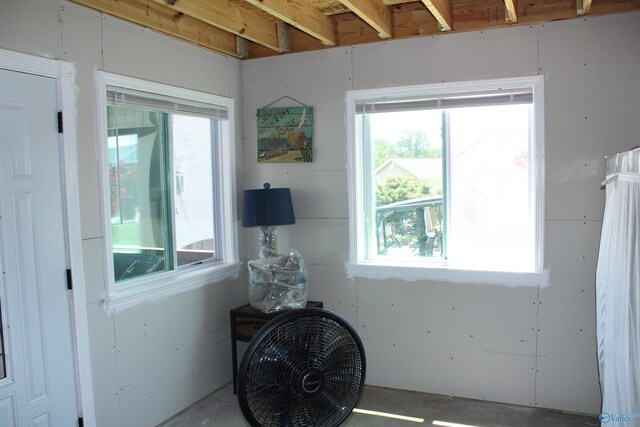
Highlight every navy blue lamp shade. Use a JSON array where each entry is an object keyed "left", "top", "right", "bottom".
[{"left": 242, "top": 183, "right": 295, "bottom": 227}]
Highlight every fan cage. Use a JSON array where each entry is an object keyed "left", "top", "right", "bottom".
[{"left": 238, "top": 309, "right": 366, "bottom": 427}]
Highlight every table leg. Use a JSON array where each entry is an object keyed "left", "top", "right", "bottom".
[{"left": 231, "top": 313, "right": 238, "bottom": 394}]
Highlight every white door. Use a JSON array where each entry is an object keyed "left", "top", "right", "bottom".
[{"left": 0, "top": 69, "right": 79, "bottom": 426}]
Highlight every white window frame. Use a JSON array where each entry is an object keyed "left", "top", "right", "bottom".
[
  {"left": 346, "top": 76, "right": 547, "bottom": 286},
  {"left": 96, "top": 71, "right": 240, "bottom": 310}
]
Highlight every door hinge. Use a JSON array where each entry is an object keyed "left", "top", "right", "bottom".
[
  {"left": 57, "top": 111, "right": 63, "bottom": 133},
  {"left": 66, "top": 268, "right": 73, "bottom": 290},
  {"left": 78, "top": 417, "right": 84, "bottom": 427}
]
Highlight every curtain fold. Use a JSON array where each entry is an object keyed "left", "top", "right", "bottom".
[{"left": 596, "top": 147, "right": 640, "bottom": 426}]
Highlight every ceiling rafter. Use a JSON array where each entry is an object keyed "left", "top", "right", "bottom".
[
  {"left": 149, "top": 0, "right": 282, "bottom": 52},
  {"left": 504, "top": 0, "right": 518, "bottom": 23},
  {"left": 420, "top": 0, "right": 453, "bottom": 31},
  {"left": 243, "top": 0, "right": 338, "bottom": 46},
  {"left": 71, "top": 0, "right": 640, "bottom": 60},
  {"left": 70, "top": 0, "right": 238, "bottom": 57},
  {"left": 339, "top": 0, "right": 393, "bottom": 38}
]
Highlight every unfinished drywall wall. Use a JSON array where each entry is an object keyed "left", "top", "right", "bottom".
[
  {"left": 0, "top": 1, "right": 247, "bottom": 426},
  {"left": 242, "top": 11, "right": 640, "bottom": 414},
  {"left": 3, "top": 0, "right": 639, "bottom": 422}
]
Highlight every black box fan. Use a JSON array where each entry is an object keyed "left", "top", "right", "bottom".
[{"left": 237, "top": 308, "right": 366, "bottom": 427}]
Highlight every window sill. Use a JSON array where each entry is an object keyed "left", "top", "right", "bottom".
[
  {"left": 346, "top": 261, "right": 548, "bottom": 287},
  {"left": 105, "top": 261, "right": 242, "bottom": 312}
]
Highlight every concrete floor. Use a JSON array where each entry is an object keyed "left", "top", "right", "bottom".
[{"left": 158, "top": 382, "right": 599, "bottom": 427}]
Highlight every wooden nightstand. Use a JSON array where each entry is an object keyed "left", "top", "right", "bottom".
[{"left": 229, "top": 301, "right": 323, "bottom": 393}]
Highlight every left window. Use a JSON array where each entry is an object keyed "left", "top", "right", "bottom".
[{"left": 97, "top": 72, "right": 239, "bottom": 309}]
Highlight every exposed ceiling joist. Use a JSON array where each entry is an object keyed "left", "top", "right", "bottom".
[
  {"left": 243, "top": 0, "right": 338, "bottom": 46},
  {"left": 420, "top": 0, "right": 453, "bottom": 31},
  {"left": 71, "top": 0, "right": 640, "bottom": 60},
  {"left": 71, "top": 0, "right": 238, "bottom": 57},
  {"left": 504, "top": 0, "right": 518, "bottom": 23},
  {"left": 339, "top": 0, "right": 393, "bottom": 38},
  {"left": 149, "top": 0, "right": 282, "bottom": 52}
]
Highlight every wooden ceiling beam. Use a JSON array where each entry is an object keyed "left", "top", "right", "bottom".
[
  {"left": 243, "top": 0, "right": 338, "bottom": 46},
  {"left": 504, "top": 0, "right": 518, "bottom": 23},
  {"left": 149, "top": 0, "right": 282, "bottom": 52},
  {"left": 70, "top": 0, "right": 238, "bottom": 57},
  {"left": 420, "top": 0, "right": 453, "bottom": 31},
  {"left": 339, "top": 0, "right": 393, "bottom": 39}
]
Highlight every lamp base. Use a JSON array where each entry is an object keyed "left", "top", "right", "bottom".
[{"left": 258, "top": 225, "right": 278, "bottom": 259}]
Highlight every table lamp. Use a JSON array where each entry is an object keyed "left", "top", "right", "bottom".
[
  {"left": 242, "top": 183, "right": 306, "bottom": 313},
  {"left": 242, "top": 183, "right": 295, "bottom": 258}
]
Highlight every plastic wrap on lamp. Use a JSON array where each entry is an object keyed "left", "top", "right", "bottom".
[
  {"left": 247, "top": 249, "right": 308, "bottom": 313},
  {"left": 258, "top": 225, "right": 278, "bottom": 258}
]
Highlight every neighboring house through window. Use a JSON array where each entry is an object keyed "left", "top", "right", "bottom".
[
  {"left": 97, "top": 72, "right": 240, "bottom": 309},
  {"left": 346, "top": 76, "right": 546, "bottom": 285}
]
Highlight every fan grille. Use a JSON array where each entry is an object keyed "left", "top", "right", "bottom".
[{"left": 238, "top": 310, "right": 365, "bottom": 427}]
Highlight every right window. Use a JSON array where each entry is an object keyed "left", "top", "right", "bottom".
[{"left": 347, "top": 77, "right": 545, "bottom": 282}]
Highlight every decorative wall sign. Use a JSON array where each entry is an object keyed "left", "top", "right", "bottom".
[{"left": 257, "top": 105, "right": 313, "bottom": 163}]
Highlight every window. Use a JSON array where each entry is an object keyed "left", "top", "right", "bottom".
[
  {"left": 346, "top": 77, "right": 546, "bottom": 284},
  {"left": 97, "top": 72, "right": 240, "bottom": 309}
]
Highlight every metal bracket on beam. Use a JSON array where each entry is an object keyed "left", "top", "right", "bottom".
[
  {"left": 236, "top": 36, "right": 249, "bottom": 59},
  {"left": 277, "top": 22, "right": 290, "bottom": 53},
  {"left": 577, "top": 0, "right": 591, "bottom": 16},
  {"left": 504, "top": 8, "right": 514, "bottom": 24},
  {"left": 503, "top": 0, "right": 518, "bottom": 24}
]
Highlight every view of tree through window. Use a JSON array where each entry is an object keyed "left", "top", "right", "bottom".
[
  {"left": 371, "top": 110, "right": 445, "bottom": 259},
  {"left": 364, "top": 100, "right": 536, "bottom": 272}
]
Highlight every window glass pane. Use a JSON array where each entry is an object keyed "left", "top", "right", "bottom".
[
  {"left": 109, "top": 104, "right": 172, "bottom": 282},
  {"left": 447, "top": 104, "right": 534, "bottom": 272},
  {"left": 368, "top": 110, "right": 445, "bottom": 260},
  {"left": 173, "top": 114, "right": 216, "bottom": 266},
  {"left": 362, "top": 103, "right": 534, "bottom": 271}
]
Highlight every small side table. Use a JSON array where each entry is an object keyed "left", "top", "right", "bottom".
[{"left": 230, "top": 301, "right": 323, "bottom": 393}]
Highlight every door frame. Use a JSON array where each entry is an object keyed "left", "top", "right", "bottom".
[{"left": 0, "top": 48, "right": 96, "bottom": 426}]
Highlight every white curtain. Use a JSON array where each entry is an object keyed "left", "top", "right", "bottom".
[{"left": 596, "top": 147, "right": 640, "bottom": 425}]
